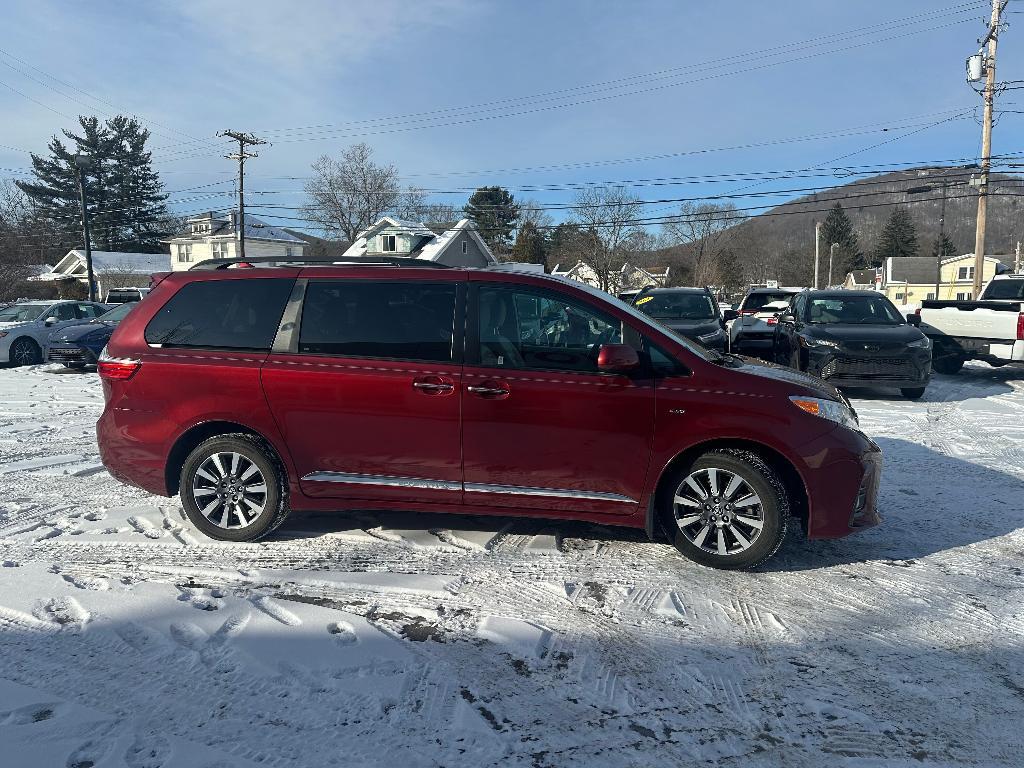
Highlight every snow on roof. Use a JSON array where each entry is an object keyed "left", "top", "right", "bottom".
[{"left": 243, "top": 218, "right": 305, "bottom": 243}]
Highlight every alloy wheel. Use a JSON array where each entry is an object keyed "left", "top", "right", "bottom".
[
  {"left": 11, "top": 340, "right": 38, "bottom": 366},
  {"left": 190, "top": 451, "right": 268, "bottom": 530},
  {"left": 672, "top": 467, "right": 765, "bottom": 556}
]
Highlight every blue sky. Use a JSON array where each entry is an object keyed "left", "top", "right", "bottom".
[{"left": 1, "top": 0, "right": 1019, "bottom": 233}]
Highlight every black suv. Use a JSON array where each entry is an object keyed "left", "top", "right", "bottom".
[{"left": 631, "top": 287, "right": 733, "bottom": 351}]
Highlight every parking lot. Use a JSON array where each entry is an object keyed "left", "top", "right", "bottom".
[{"left": 1, "top": 362, "right": 1023, "bottom": 767}]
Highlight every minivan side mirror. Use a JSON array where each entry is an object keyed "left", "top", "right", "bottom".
[
  {"left": 723, "top": 308, "right": 739, "bottom": 322},
  {"left": 597, "top": 344, "right": 640, "bottom": 373},
  {"left": 907, "top": 313, "right": 921, "bottom": 327},
  {"left": 44, "top": 316, "right": 58, "bottom": 326}
]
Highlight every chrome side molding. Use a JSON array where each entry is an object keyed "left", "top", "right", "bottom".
[
  {"left": 302, "top": 471, "right": 461, "bottom": 492},
  {"left": 302, "top": 472, "right": 636, "bottom": 503}
]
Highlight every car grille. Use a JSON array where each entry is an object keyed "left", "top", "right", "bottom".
[
  {"left": 821, "top": 356, "right": 914, "bottom": 381},
  {"left": 47, "top": 347, "right": 87, "bottom": 363}
]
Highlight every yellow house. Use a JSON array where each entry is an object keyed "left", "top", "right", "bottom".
[{"left": 881, "top": 254, "right": 1011, "bottom": 303}]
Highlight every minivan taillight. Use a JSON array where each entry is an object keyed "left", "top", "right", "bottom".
[
  {"left": 1017, "top": 312, "right": 1024, "bottom": 341},
  {"left": 98, "top": 348, "right": 141, "bottom": 381}
]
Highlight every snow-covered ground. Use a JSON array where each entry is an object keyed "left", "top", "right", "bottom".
[{"left": 1, "top": 363, "right": 1023, "bottom": 767}]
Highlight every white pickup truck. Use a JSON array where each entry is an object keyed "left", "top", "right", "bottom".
[{"left": 918, "top": 274, "right": 1024, "bottom": 374}]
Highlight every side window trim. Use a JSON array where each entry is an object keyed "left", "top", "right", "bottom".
[{"left": 288, "top": 278, "right": 466, "bottom": 365}]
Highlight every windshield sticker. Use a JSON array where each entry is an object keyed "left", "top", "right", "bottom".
[{"left": 636, "top": 296, "right": 654, "bottom": 305}]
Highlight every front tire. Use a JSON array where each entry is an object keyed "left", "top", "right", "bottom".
[
  {"left": 9, "top": 338, "right": 41, "bottom": 366},
  {"left": 661, "top": 450, "right": 788, "bottom": 570},
  {"left": 901, "top": 386, "right": 926, "bottom": 400},
  {"left": 932, "top": 345, "right": 964, "bottom": 375},
  {"left": 179, "top": 434, "right": 289, "bottom": 541}
]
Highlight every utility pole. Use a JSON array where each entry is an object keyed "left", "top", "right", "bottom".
[
  {"left": 971, "top": 0, "right": 1004, "bottom": 299},
  {"left": 73, "top": 154, "right": 96, "bottom": 302},
  {"left": 814, "top": 221, "right": 822, "bottom": 290},
  {"left": 828, "top": 242, "right": 838, "bottom": 288},
  {"left": 217, "top": 130, "right": 267, "bottom": 260}
]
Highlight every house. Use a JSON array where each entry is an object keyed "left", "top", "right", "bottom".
[
  {"left": 166, "top": 211, "right": 306, "bottom": 271},
  {"left": 29, "top": 250, "right": 168, "bottom": 298},
  {"left": 341, "top": 217, "right": 497, "bottom": 266},
  {"left": 551, "top": 261, "right": 671, "bottom": 295},
  {"left": 880, "top": 254, "right": 1011, "bottom": 303},
  {"left": 842, "top": 268, "right": 881, "bottom": 291}
]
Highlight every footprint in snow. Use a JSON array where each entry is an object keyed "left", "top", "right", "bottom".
[
  {"left": 34, "top": 596, "right": 90, "bottom": 628},
  {"left": 66, "top": 738, "right": 110, "bottom": 768},
  {"left": 328, "top": 620, "right": 358, "bottom": 646},
  {"left": 124, "top": 731, "right": 171, "bottom": 768},
  {"left": 0, "top": 702, "right": 62, "bottom": 725}
]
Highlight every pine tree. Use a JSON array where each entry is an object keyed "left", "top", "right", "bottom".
[
  {"left": 16, "top": 115, "right": 168, "bottom": 253},
  {"left": 872, "top": 206, "right": 918, "bottom": 265},
  {"left": 510, "top": 220, "right": 546, "bottom": 267},
  {"left": 464, "top": 186, "right": 519, "bottom": 253},
  {"left": 931, "top": 232, "right": 958, "bottom": 262},
  {"left": 820, "top": 202, "right": 863, "bottom": 273}
]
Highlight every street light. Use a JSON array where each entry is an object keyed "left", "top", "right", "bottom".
[{"left": 73, "top": 154, "right": 96, "bottom": 302}]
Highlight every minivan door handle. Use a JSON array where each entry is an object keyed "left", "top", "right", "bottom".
[
  {"left": 467, "top": 381, "right": 510, "bottom": 398},
  {"left": 412, "top": 376, "right": 455, "bottom": 395}
]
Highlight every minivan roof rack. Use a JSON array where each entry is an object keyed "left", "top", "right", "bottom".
[{"left": 189, "top": 255, "right": 451, "bottom": 270}]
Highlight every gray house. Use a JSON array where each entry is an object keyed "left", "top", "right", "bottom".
[{"left": 342, "top": 217, "right": 497, "bottom": 267}]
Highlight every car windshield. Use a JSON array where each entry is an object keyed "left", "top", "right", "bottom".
[
  {"left": 634, "top": 292, "right": 716, "bottom": 320},
  {"left": 742, "top": 292, "right": 794, "bottom": 312},
  {"left": 982, "top": 279, "right": 1024, "bottom": 300},
  {"left": 0, "top": 303, "right": 49, "bottom": 323},
  {"left": 806, "top": 295, "right": 904, "bottom": 325},
  {"left": 97, "top": 302, "right": 136, "bottom": 323}
]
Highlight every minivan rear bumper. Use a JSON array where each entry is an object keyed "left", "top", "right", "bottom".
[{"left": 798, "top": 426, "right": 882, "bottom": 539}]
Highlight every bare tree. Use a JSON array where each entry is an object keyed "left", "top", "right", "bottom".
[
  {"left": 0, "top": 180, "right": 66, "bottom": 300},
  {"left": 302, "top": 143, "right": 402, "bottom": 242},
  {"left": 517, "top": 198, "right": 554, "bottom": 231},
  {"left": 662, "top": 202, "right": 746, "bottom": 287},
  {"left": 395, "top": 187, "right": 461, "bottom": 230},
  {"left": 569, "top": 186, "right": 643, "bottom": 293}
]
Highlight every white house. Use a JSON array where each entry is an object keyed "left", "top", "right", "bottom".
[
  {"left": 29, "top": 250, "right": 168, "bottom": 297},
  {"left": 551, "top": 261, "right": 671, "bottom": 295},
  {"left": 166, "top": 211, "right": 306, "bottom": 271},
  {"left": 342, "top": 217, "right": 497, "bottom": 266}
]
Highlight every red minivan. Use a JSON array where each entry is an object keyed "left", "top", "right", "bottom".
[{"left": 96, "top": 259, "right": 881, "bottom": 569}]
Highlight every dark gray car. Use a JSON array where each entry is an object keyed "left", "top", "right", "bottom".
[{"left": 631, "top": 288, "right": 731, "bottom": 351}]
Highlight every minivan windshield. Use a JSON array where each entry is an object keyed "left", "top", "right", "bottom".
[
  {"left": 635, "top": 292, "right": 716, "bottom": 320},
  {"left": 0, "top": 303, "right": 49, "bottom": 323},
  {"left": 982, "top": 279, "right": 1024, "bottom": 300},
  {"left": 805, "top": 295, "right": 903, "bottom": 325}
]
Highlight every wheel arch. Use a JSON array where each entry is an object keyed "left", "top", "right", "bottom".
[
  {"left": 644, "top": 438, "right": 809, "bottom": 541},
  {"left": 165, "top": 420, "right": 286, "bottom": 496}
]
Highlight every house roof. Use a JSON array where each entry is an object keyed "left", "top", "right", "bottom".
[
  {"left": 848, "top": 268, "right": 878, "bottom": 284},
  {"left": 888, "top": 254, "right": 1011, "bottom": 284},
  {"left": 169, "top": 214, "right": 304, "bottom": 244},
  {"left": 343, "top": 217, "right": 496, "bottom": 264},
  {"left": 30, "top": 250, "right": 168, "bottom": 281}
]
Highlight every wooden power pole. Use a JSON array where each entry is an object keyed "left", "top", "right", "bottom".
[
  {"left": 217, "top": 130, "right": 267, "bottom": 260},
  {"left": 971, "top": 0, "right": 1004, "bottom": 298}
]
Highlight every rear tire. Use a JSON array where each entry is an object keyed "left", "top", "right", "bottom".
[
  {"left": 901, "top": 386, "right": 926, "bottom": 400},
  {"left": 932, "top": 345, "right": 965, "bottom": 375},
  {"left": 660, "top": 450, "right": 788, "bottom": 570},
  {"left": 9, "top": 338, "right": 41, "bottom": 366},
  {"left": 179, "top": 433, "right": 289, "bottom": 542}
]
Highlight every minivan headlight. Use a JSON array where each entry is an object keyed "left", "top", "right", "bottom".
[
  {"left": 789, "top": 396, "right": 859, "bottom": 429},
  {"left": 907, "top": 336, "right": 931, "bottom": 349}
]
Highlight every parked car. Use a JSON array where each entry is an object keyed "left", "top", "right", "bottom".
[
  {"left": 0, "top": 300, "right": 109, "bottom": 366},
  {"left": 97, "top": 258, "right": 881, "bottom": 570},
  {"left": 918, "top": 273, "right": 1024, "bottom": 374},
  {"left": 630, "top": 287, "right": 733, "bottom": 351},
  {"left": 103, "top": 286, "right": 151, "bottom": 304},
  {"left": 729, "top": 287, "right": 803, "bottom": 356},
  {"left": 47, "top": 301, "right": 137, "bottom": 369},
  {"left": 772, "top": 290, "right": 932, "bottom": 399}
]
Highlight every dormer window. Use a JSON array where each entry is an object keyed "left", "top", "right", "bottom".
[
  {"left": 462, "top": 240, "right": 468, "bottom": 254},
  {"left": 382, "top": 234, "right": 397, "bottom": 252}
]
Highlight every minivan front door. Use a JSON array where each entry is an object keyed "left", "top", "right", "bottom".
[
  {"left": 460, "top": 282, "right": 655, "bottom": 517},
  {"left": 262, "top": 277, "right": 465, "bottom": 506}
]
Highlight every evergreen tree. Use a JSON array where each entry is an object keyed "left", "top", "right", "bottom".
[
  {"left": 931, "top": 232, "right": 958, "bottom": 262},
  {"left": 464, "top": 186, "right": 519, "bottom": 253},
  {"left": 16, "top": 115, "right": 168, "bottom": 252},
  {"left": 510, "top": 220, "right": 547, "bottom": 267},
  {"left": 872, "top": 206, "right": 918, "bottom": 265},
  {"left": 820, "top": 202, "right": 863, "bottom": 273}
]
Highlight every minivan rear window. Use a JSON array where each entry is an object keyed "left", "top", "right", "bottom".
[
  {"left": 742, "top": 292, "right": 794, "bottom": 311},
  {"left": 145, "top": 278, "right": 293, "bottom": 350},
  {"left": 298, "top": 281, "right": 457, "bottom": 362}
]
